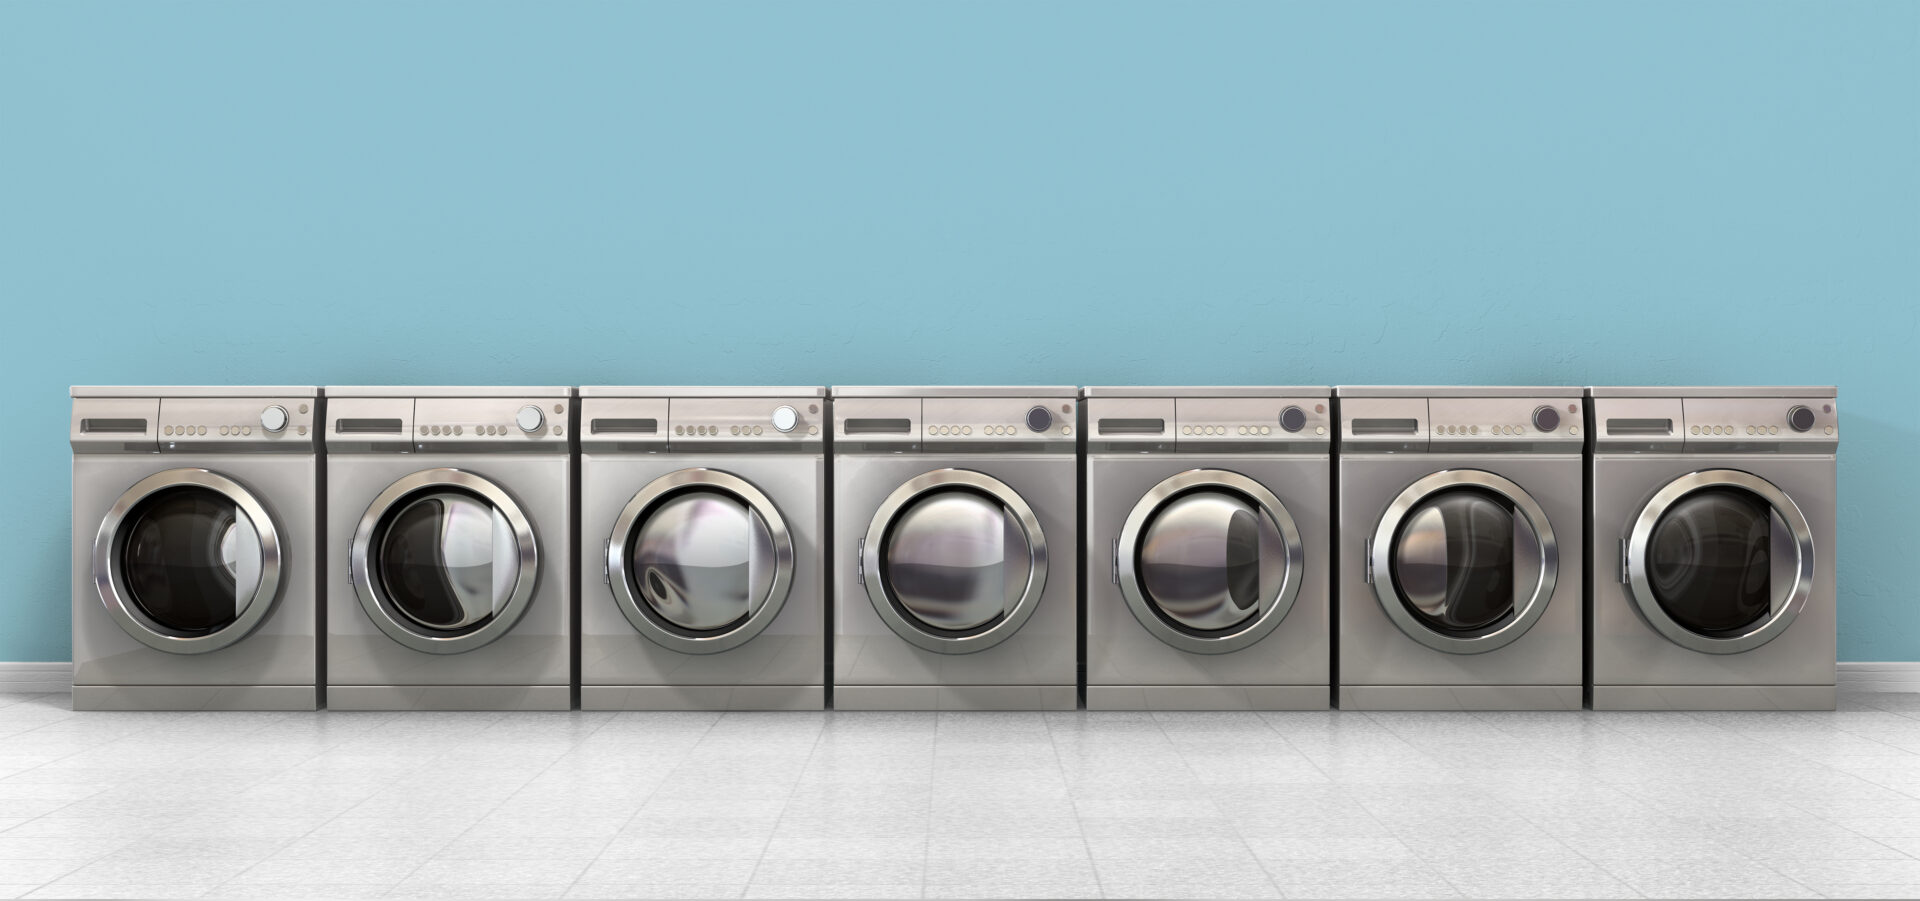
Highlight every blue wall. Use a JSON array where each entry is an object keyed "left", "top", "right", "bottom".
[{"left": 3, "top": 2, "right": 1915, "bottom": 662}]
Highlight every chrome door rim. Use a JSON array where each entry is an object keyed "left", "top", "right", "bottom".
[
  {"left": 93, "top": 468, "right": 283, "bottom": 655},
  {"left": 1117, "top": 469, "right": 1304, "bottom": 655},
  {"left": 1369, "top": 469, "right": 1558, "bottom": 655},
  {"left": 862, "top": 468, "right": 1048, "bottom": 654},
  {"left": 607, "top": 469, "right": 795, "bottom": 655},
  {"left": 350, "top": 468, "right": 539, "bottom": 655},
  {"left": 1625, "top": 468, "right": 1814, "bottom": 655}
]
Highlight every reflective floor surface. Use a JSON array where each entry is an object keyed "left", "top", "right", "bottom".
[{"left": 2, "top": 690, "right": 1918, "bottom": 899}]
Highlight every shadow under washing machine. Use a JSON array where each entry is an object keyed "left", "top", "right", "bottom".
[
  {"left": 1083, "top": 387, "right": 1333, "bottom": 710},
  {"left": 578, "top": 387, "right": 827, "bottom": 710},
  {"left": 1335, "top": 386, "right": 1585, "bottom": 710},
  {"left": 324, "top": 387, "right": 573, "bottom": 710},
  {"left": 831, "top": 387, "right": 1078, "bottom": 710}
]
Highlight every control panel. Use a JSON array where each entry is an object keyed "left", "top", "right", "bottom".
[
  {"left": 325, "top": 394, "right": 572, "bottom": 452},
  {"left": 71, "top": 395, "right": 318, "bottom": 453},
  {"left": 413, "top": 398, "right": 568, "bottom": 441},
  {"left": 1342, "top": 394, "right": 1583, "bottom": 451},
  {"left": 834, "top": 395, "right": 1076, "bottom": 448},
  {"left": 1082, "top": 393, "right": 1332, "bottom": 449},
  {"left": 1591, "top": 393, "right": 1838, "bottom": 451},
  {"left": 579, "top": 396, "right": 824, "bottom": 450}
]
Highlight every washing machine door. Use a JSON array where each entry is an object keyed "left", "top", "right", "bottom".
[
  {"left": 92, "top": 468, "right": 283, "bottom": 654},
  {"left": 1368, "top": 469, "right": 1558, "bottom": 654},
  {"left": 606, "top": 469, "right": 794, "bottom": 655},
  {"left": 1624, "top": 469, "right": 1814, "bottom": 654},
  {"left": 1116, "top": 469, "right": 1304, "bottom": 655},
  {"left": 350, "top": 468, "right": 539, "bottom": 655},
  {"left": 859, "top": 469, "right": 1047, "bottom": 654}
]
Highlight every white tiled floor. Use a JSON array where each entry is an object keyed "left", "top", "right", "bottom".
[{"left": 3, "top": 692, "right": 1919, "bottom": 899}]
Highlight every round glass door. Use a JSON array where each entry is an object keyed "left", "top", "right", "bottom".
[
  {"left": 1369, "top": 469, "right": 1557, "bottom": 654},
  {"left": 608, "top": 469, "right": 794, "bottom": 654},
  {"left": 1117, "top": 469, "right": 1303, "bottom": 654},
  {"left": 1626, "top": 469, "right": 1814, "bottom": 654},
  {"left": 93, "top": 469, "right": 283, "bottom": 654},
  {"left": 861, "top": 469, "right": 1047, "bottom": 654},
  {"left": 351, "top": 468, "right": 538, "bottom": 654}
]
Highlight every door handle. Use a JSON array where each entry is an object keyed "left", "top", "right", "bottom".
[{"left": 856, "top": 537, "right": 866, "bottom": 586}]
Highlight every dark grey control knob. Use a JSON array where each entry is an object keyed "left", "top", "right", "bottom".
[
  {"left": 1279, "top": 406, "right": 1307, "bottom": 433},
  {"left": 1532, "top": 405, "right": 1561, "bottom": 432},
  {"left": 1025, "top": 406, "right": 1053, "bottom": 432},
  {"left": 1787, "top": 405, "right": 1816, "bottom": 432}
]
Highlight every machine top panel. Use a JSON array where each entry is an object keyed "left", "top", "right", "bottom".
[
  {"left": 72, "top": 395, "right": 318, "bottom": 453},
  {"left": 325, "top": 394, "right": 571, "bottom": 452},
  {"left": 72, "top": 386, "right": 317, "bottom": 398},
  {"left": 1339, "top": 395, "right": 1584, "bottom": 452},
  {"left": 1587, "top": 385, "right": 1837, "bottom": 399},
  {"left": 578, "top": 394, "right": 826, "bottom": 452},
  {"left": 1081, "top": 386, "right": 1330, "bottom": 398},
  {"left": 324, "top": 386, "right": 571, "bottom": 398},
  {"left": 577, "top": 386, "right": 826, "bottom": 398},
  {"left": 1083, "top": 392, "right": 1332, "bottom": 450},
  {"left": 833, "top": 394, "right": 1076, "bottom": 450},
  {"left": 1335, "top": 386, "right": 1583, "bottom": 399},
  {"left": 832, "top": 385, "right": 1078, "bottom": 398},
  {"left": 1589, "top": 392, "right": 1838, "bottom": 453}
]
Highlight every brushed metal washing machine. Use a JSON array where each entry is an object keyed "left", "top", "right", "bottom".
[
  {"left": 831, "top": 387, "right": 1078, "bottom": 710},
  {"left": 1083, "top": 387, "right": 1332, "bottom": 710},
  {"left": 1588, "top": 386, "right": 1837, "bottom": 710},
  {"left": 1336, "top": 386, "right": 1585, "bottom": 710}
]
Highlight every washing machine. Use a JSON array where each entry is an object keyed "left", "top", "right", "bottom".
[
  {"left": 1083, "top": 387, "right": 1332, "bottom": 710},
  {"left": 70, "top": 387, "right": 320, "bottom": 710},
  {"left": 831, "top": 386, "right": 1078, "bottom": 710},
  {"left": 1335, "top": 386, "right": 1585, "bottom": 710},
  {"left": 578, "top": 387, "right": 826, "bottom": 710},
  {"left": 324, "top": 387, "right": 572, "bottom": 710},
  {"left": 1588, "top": 386, "right": 1837, "bottom": 710}
]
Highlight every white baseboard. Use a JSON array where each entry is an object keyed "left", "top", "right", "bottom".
[
  {"left": 0, "top": 662, "right": 72, "bottom": 694},
  {"left": 3, "top": 662, "right": 1915, "bottom": 697},
  {"left": 1839, "top": 662, "right": 1920, "bottom": 693}
]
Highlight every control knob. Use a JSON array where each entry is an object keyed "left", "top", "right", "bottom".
[
  {"left": 260, "top": 405, "right": 289, "bottom": 433},
  {"left": 1532, "top": 405, "right": 1561, "bottom": 432},
  {"left": 516, "top": 405, "right": 546, "bottom": 433},
  {"left": 1025, "top": 405, "right": 1053, "bottom": 433},
  {"left": 1279, "top": 406, "right": 1307, "bottom": 433},
  {"left": 772, "top": 405, "right": 798, "bottom": 433},
  {"left": 1787, "top": 405, "right": 1816, "bottom": 432}
]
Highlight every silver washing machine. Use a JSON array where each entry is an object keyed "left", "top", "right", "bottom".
[
  {"left": 831, "top": 387, "right": 1078, "bottom": 710},
  {"left": 324, "top": 387, "right": 573, "bottom": 710},
  {"left": 1588, "top": 386, "right": 1838, "bottom": 710},
  {"left": 1336, "top": 386, "right": 1586, "bottom": 710},
  {"left": 578, "top": 387, "right": 826, "bottom": 710},
  {"left": 70, "top": 387, "right": 321, "bottom": 710},
  {"left": 1083, "top": 387, "right": 1332, "bottom": 710}
]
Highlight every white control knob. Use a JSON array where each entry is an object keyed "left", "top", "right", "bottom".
[
  {"left": 516, "top": 405, "right": 545, "bottom": 433},
  {"left": 260, "top": 405, "right": 289, "bottom": 433},
  {"left": 771, "top": 405, "right": 798, "bottom": 433}
]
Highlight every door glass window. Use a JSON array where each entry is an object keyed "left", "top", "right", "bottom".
[
  {"left": 1647, "top": 487, "right": 1773, "bottom": 635},
  {"left": 1390, "top": 488, "right": 1520, "bottom": 633},
  {"left": 625, "top": 490, "right": 775, "bottom": 633},
  {"left": 882, "top": 489, "right": 1031, "bottom": 633},
  {"left": 375, "top": 490, "right": 521, "bottom": 635},
  {"left": 1136, "top": 490, "right": 1285, "bottom": 633},
  {"left": 119, "top": 487, "right": 264, "bottom": 634}
]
